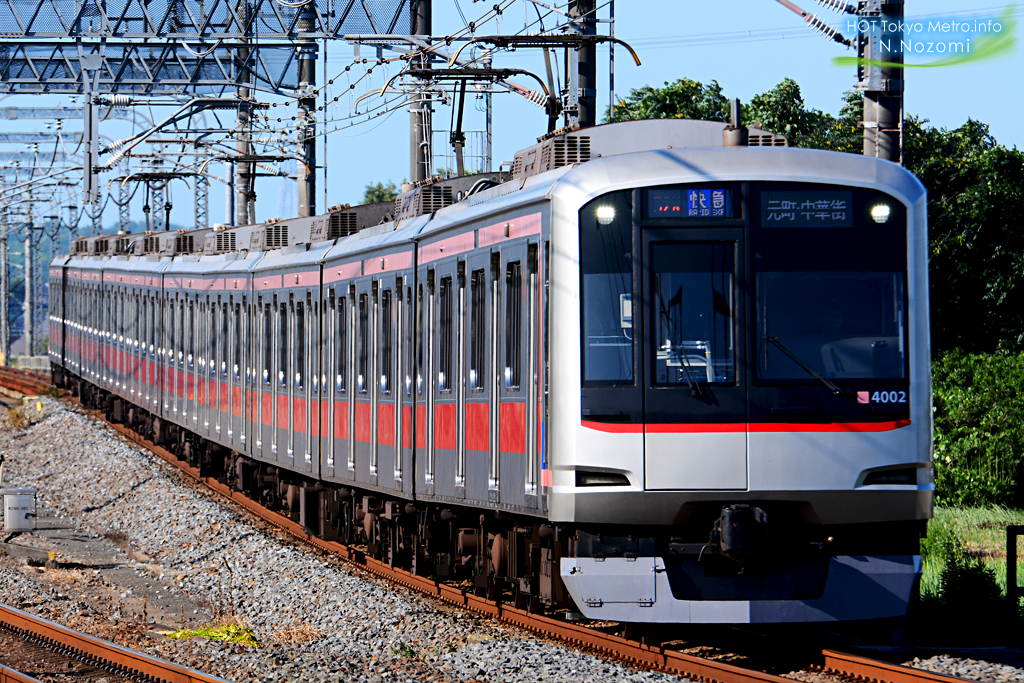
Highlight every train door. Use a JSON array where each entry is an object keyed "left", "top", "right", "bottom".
[
  {"left": 496, "top": 243, "right": 540, "bottom": 509},
  {"left": 352, "top": 279, "right": 374, "bottom": 481},
  {"left": 344, "top": 284, "right": 357, "bottom": 477},
  {"left": 641, "top": 228, "right": 747, "bottom": 490},
  {"left": 464, "top": 252, "right": 493, "bottom": 503},
  {"left": 271, "top": 294, "right": 286, "bottom": 462},
  {"left": 428, "top": 260, "right": 461, "bottom": 498},
  {"left": 320, "top": 287, "right": 334, "bottom": 475},
  {"left": 375, "top": 275, "right": 399, "bottom": 489},
  {"left": 229, "top": 296, "right": 243, "bottom": 449},
  {"left": 398, "top": 281, "right": 415, "bottom": 492},
  {"left": 292, "top": 289, "right": 313, "bottom": 470},
  {"left": 419, "top": 269, "right": 435, "bottom": 494},
  {"left": 258, "top": 296, "right": 275, "bottom": 459}
]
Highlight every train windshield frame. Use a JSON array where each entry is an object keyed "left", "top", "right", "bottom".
[{"left": 579, "top": 182, "right": 910, "bottom": 424}]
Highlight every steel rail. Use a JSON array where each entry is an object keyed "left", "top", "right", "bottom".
[
  {"left": 0, "top": 367, "right": 50, "bottom": 400},
  {"left": 822, "top": 650, "right": 976, "bottom": 683},
  {"left": 0, "top": 372, "right": 974, "bottom": 683},
  {"left": 0, "top": 604, "right": 230, "bottom": 683},
  {"left": 0, "top": 663, "right": 41, "bottom": 683}
]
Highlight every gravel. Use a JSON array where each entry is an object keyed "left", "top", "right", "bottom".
[
  {"left": 906, "top": 656, "right": 1024, "bottom": 683},
  {"left": 0, "top": 397, "right": 685, "bottom": 682}
]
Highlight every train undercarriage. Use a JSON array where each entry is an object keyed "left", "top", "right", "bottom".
[{"left": 55, "top": 364, "right": 926, "bottom": 625}]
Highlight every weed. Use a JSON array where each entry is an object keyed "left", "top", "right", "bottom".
[
  {"left": 392, "top": 641, "right": 418, "bottom": 659},
  {"left": 268, "top": 622, "right": 323, "bottom": 645},
  {"left": 39, "top": 387, "right": 63, "bottom": 399},
  {"left": 1, "top": 406, "right": 29, "bottom": 431},
  {"left": 166, "top": 617, "right": 261, "bottom": 647}
]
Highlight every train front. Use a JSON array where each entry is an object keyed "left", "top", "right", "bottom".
[{"left": 549, "top": 146, "right": 932, "bottom": 623}]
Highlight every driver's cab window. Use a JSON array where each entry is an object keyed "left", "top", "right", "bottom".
[{"left": 651, "top": 242, "right": 736, "bottom": 386}]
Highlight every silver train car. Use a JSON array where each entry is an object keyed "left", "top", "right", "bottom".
[{"left": 49, "top": 119, "right": 933, "bottom": 624}]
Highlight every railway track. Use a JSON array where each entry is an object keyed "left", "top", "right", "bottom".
[
  {"left": 0, "top": 367, "right": 50, "bottom": 403},
  {"left": 0, "top": 603, "right": 229, "bottom": 683},
  {"left": 0, "top": 370, "right": 975, "bottom": 683}
]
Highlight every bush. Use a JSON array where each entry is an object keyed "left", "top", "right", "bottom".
[{"left": 932, "top": 350, "right": 1024, "bottom": 506}]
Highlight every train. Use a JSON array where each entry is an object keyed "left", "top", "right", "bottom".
[{"left": 48, "top": 117, "right": 933, "bottom": 624}]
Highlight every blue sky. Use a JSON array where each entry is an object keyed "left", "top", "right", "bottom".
[{"left": 1, "top": 0, "right": 1021, "bottom": 231}]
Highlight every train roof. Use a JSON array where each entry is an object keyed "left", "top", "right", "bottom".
[{"left": 54, "top": 120, "right": 924, "bottom": 275}]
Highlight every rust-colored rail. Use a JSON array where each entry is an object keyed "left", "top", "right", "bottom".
[
  {"left": 0, "top": 603, "right": 230, "bottom": 683},
  {"left": 0, "top": 663, "right": 41, "bottom": 683},
  {"left": 0, "top": 367, "right": 50, "bottom": 401},
  {"left": 0, "top": 372, "right": 974, "bottom": 683},
  {"left": 823, "top": 650, "right": 975, "bottom": 683}
]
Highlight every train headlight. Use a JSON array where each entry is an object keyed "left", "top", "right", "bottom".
[
  {"left": 596, "top": 206, "right": 616, "bottom": 225},
  {"left": 870, "top": 204, "right": 891, "bottom": 224}
]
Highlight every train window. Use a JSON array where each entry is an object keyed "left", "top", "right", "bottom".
[
  {"left": 336, "top": 296, "right": 347, "bottom": 392},
  {"left": 178, "top": 300, "right": 185, "bottom": 367},
  {"left": 295, "top": 300, "right": 305, "bottom": 388},
  {"left": 209, "top": 302, "right": 217, "bottom": 376},
  {"left": 405, "top": 287, "right": 414, "bottom": 397},
  {"left": 358, "top": 293, "right": 368, "bottom": 393},
  {"left": 313, "top": 299, "right": 320, "bottom": 394},
  {"left": 579, "top": 191, "right": 635, "bottom": 386},
  {"left": 470, "top": 269, "right": 486, "bottom": 391},
  {"left": 167, "top": 296, "right": 175, "bottom": 365},
  {"left": 234, "top": 303, "right": 241, "bottom": 379},
  {"left": 416, "top": 284, "right": 424, "bottom": 395},
  {"left": 504, "top": 263, "right": 521, "bottom": 390},
  {"left": 188, "top": 301, "right": 195, "bottom": 368},
  {"left": 439, "top": 277, "right": 453, "bottom": 393},
  {"left": 278, "top": 302, "right": 288, "bottom": 386},
  {"left": 380, "top": 289, "right": 392, "bottom": 394},
  {"left": 263, "top": 303, "right": 272, "bottom": 384},
  {"left": 222, "top": 302, "right": 229, "bottom": 377},
  {"left": 650, "top": 242, "right": 736, "bottom": 386}
]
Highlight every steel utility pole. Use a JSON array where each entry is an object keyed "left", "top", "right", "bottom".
[
  {"left": 296, "top": 0, "right": 318, "bottom": 217},
  {"left": 569, "top": 0, "right": 597, "bottom": 129},
  {"left": 236, "top": 26, "right": 255, "bottom": 225},
  {"left": 409, "top": 0, "right": 432, "bottom": 183},
  {"left": 24, "top": 216, "right": 33, "bottom": 356},
  {"left": 1, "top": 216, "right": 8, "bottom": 365},
  {"left": 859, "top": 0, "right": 904, "bottom": 163}
]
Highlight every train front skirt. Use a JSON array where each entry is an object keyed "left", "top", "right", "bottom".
[{"left": 560, "top": 555, "right": 921, "bottom": 623}]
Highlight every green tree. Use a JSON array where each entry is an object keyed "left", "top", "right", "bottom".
[
  {"left": 904, "top": 117, "right": 1024, "bottom": 353},
  {"left": 606, "top": 78, "right": 730, "bottom": 123},
  {"left": 932, "top": 350, "right": 1024, "bottom": 505},
  {"left": 363, "top": 180, "right": 400, "bottom": 204}
]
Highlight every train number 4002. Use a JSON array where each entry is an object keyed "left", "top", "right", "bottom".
[{"left": 857, "top": 390, "right": 907, "bottom": 404}]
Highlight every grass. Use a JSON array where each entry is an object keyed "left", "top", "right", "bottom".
[
  {"left": 166, "top": 618, "right": 261, "bottom": 647},
  {"left": 921, "top": 505, "right": 1024, "bottom": 600},
  {"left": 910, "top": 505, "right": 1024, "bottom": 645}
]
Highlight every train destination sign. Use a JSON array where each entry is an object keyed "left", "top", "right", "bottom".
[
  {"left": 646, "top": 187, "right": 733, "bottom": 219},
  {"left": 761, "top": 190, "right": 853, "bottom": 227}
]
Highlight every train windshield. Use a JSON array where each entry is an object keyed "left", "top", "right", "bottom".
[
  {"left": 752, "top": 183, "right": 909, "bottom": 384},
  {"left": 756, "top": 272, "right": 905, "bottom": 381},
  {"left": 651, "top": 243, "right": 735, "bottom": 386},
  {"left": 580, "top": 191, "right": 635, "bottom": 386}
]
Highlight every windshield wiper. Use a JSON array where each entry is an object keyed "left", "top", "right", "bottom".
[{"left": 765, "top": 335, "right": 844, "bottom": 396}]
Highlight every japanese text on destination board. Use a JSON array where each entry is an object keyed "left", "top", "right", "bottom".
[
  {"left": 647, "top": 188, "right": 733, "bottom": 219},
  {"left": 761, "top": 191, "right": 853, "bottom": 227}
]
